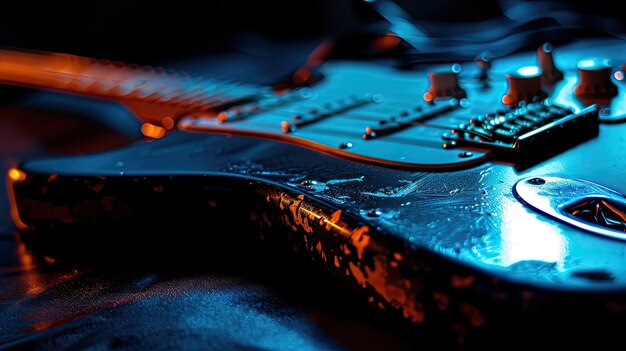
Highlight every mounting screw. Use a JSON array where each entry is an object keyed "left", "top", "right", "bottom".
[
  {"left": 527, "top": 177, "right": 546, "bottom": 185},
  {"left": 339, "top": 142, "right": 353, "bottom": 149}
]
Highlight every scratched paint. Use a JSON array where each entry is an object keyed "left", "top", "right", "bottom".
[
  {"left": 2, "top": 169, "right": 514, "bottom": 343},
  {"left": 349, "top": 254, "right": 425, "bottom": 323},
  {"left": 5, "top": 40, "right": 626, "bottom": 348},
  {"left": 252, "top": 186, "right": 501, "bottom": 339},
  {"left": 262, "top": 188, "right": 425, "bottom": 323},
  {"left": 362, "top": 175, "right": 432, "bottom": 198},
  {"left": 294, "top": 176, "right": 365, "bottom": 192},
  {"left": 350, "top": 226, "right": 370, "bottom": 260},
  {"left": 265, "top": 189, "right": 433, "bottom": 325},
  {"left": 287, "top": 195, "right": 313, "bottom": 233},
  {"left": 324, "top": 210, "right": 342, "bottom": 231},
  {"left": 13, "top": 154, "right": 626, "bottom": 345}
]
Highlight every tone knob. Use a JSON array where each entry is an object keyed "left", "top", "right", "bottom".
[
  {"left": 574, "top": 58, "right": 618, "bottom": 102},
  {"left": 423, "top": 64, "right": 467, "bottom": 102},
  {"left": 537, "top": 43, "right": 563, "bottom": 87},
  {"left": 502, "top": 66, "right": 547, "bottom": 106}
]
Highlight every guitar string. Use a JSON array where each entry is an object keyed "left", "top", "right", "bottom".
[
  {"left": 0, "top": 50, "right": 477, "bottom": 140},
  {"left": 219, "top": 99, "right": 464, "bottom": 131}
]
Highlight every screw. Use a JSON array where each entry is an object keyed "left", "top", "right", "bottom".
[
  {"left": 339, "top": 142, "right": 353, "bottom": 149},
  {"left": 527, "top": 177, "right": 545, "bottom": 185}
]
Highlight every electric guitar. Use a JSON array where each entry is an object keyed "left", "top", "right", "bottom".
[{"left": 3, "top": 38, "right": 626, "bottom": 345}]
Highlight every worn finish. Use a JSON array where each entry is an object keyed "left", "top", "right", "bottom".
[{"left": 6, "top": 38, "right": 626, "bottom": 345}]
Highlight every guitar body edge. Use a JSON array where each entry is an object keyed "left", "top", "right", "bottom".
[{"left": 8, "top": 132, "right": 626, "bottom": 345}]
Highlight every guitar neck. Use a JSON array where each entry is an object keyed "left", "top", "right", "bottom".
[{"left": 0, "top": 49, "right": 261, "bottom": 126}]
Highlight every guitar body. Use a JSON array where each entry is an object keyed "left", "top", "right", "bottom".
[{"left": 6, "top": 38, "right": 626, "bottom": 345}]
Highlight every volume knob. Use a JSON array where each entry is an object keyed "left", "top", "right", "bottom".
[
  {"left": 423, "top": 64, "right": 467, "bottom": 102},
  {"left": 574, "top": 58, "right": 618, "bottom": 103},
  {"left": 537, "top": 43, "right": 563, "bottom": 87},
  {"left": 502, "top": 66, "right": 547, "bottom": 106}
]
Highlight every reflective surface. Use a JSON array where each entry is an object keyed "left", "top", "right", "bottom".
[
  {"left": 515, "top": 176, "right": 626, "bottom": 240},
  {"left": 0, "top": 105, "right": 418, "bottom": 351},
  {"left": 5, "top": 34, "right": 626, "bottom": 349}
]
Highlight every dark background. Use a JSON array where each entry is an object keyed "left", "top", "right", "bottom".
[{"left": 0, "top": 0, "right": 620, "bottom": 62}]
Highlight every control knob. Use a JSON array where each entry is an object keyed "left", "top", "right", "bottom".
[
  {"left": 537, "top": 43, "right": 563, "bottom": 87},
  {"left": 424, "top": 64, "right": 467, "bottom": 102},
  {"left": 502, "top": 66, "right": 547, "bottom": 106},
  {"left": 574, "top": 58, "right": 618, "bottom": 103}
]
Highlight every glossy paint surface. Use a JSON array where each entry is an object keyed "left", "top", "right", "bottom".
[
  {"left": 16, "top": 38, "right": 626, "bottom": 290},
  {"left": 6, "top": 37, "right": 626, "bottom": 346}
]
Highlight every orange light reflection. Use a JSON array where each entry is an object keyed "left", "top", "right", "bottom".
[
  {"left": 16, "top": 239, "right": 45, "bottom": 295},
  {"left": 141, "top": 123, "right": 166, "bottom": 139},
  {"left": 6, "top": 168, "right": 29, "bottom": 230},
  {"left": 371, "top": 33, "right": 401, "bottom": 52},
  {"left": 423, "top": 92, "right": 433, "bottom": 102},
  {"left": 8, "top": 168, "right": 26, "bottom": 182}
]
